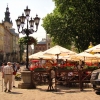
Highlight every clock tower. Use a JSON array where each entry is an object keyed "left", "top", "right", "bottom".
[{"left": 2, "top": 4, "right": 13, "bottom": 29}]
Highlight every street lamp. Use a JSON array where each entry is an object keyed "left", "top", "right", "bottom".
[{"left": 16, "top": 6, "right": 40, "bottom": 69}]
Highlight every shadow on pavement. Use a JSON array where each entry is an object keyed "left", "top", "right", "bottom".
[
  {"left": 96, "top": 91, "right": 100, "bottom": 95},
  {"left": 36, "top": 87, "right": 47, "bottom": 92},
  {"left": 36, "top": 85, "right": 93, "bottom": 94},
  {"left": 7, "top": 92, "right": 23, "bottom": 94}
]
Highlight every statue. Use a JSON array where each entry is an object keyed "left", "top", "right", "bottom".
[{"left": 88, "top": 42, "right": 94, "bottom": 54}]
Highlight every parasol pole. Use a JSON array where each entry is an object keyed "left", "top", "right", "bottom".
[{"left": 55, "top": 54, "right": 60, "bottom": 91}]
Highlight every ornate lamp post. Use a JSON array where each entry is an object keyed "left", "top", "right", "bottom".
[{"left": 16, "top": 6, "right": 40, "bottom": 69}]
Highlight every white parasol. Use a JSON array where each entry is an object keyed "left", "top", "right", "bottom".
[
  {"left": 43, "top": 45, "right": 76, "bottom": 55},
  {"left": 29, "top": 51, "right": 52, "bottom": 59},
  {"left": 75, "top": 52, "right": 97, "bottom": 62},
  {"left": 85, "top": 44, "right": 100, "bottom": 53}
]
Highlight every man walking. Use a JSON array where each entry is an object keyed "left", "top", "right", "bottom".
[{"left": 2, "top": 62, "right": 13, "bottom": 92}]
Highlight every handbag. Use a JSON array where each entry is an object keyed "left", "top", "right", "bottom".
[{"left": 13, "top": 71, "right": 16, "bottom": 75}]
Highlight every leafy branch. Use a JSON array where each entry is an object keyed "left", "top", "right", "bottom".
[{"left": 18, "top": 36, "right": 37, "bottom": 45}]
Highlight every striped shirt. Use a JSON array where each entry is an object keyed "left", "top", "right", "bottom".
[
  {"left": 1, "top": 66, "right": 5, "bottom": 72},
  {"left": 3, "top": 65, "right": 13, "bottom": 74}
]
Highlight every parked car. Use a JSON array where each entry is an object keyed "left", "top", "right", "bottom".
[{"left": 90, "top": 69, "right": 100, "bottom": 91}]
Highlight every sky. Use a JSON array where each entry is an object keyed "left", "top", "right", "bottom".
[{"left": 0, "top": 0, "right": 55, "bottom": 41}]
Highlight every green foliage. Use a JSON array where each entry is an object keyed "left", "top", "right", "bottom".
[
  {"left": 18, "top": 36, "right": 37, "bottom": 62},
  {"left": 34, "top": 68, "right": 47, "bottom": 71},
  {"left": 18, "top": 36, "right": 37, "bottom": 45},
  {"left": 83, "top": 66, "right": 98, "bottom": 70},
  {"left": 58, "top": 66, "right": 74, "bottom": 70},
  {"left": 42, "top": 0, "right": 100, "bottom": 52},
  {"left": 42, "top": 10, "right": 72, "bottom": 49},
  {"left": 19, "top": 43, "right": 25, "bottom": 62}
]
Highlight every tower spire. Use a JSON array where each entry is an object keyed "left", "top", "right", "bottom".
[
  {"left": 4, "top": 4, "right": 12, "bottom": 24},
  {"left": 6, "top": 3, "right": 9, "bottom": 12}
]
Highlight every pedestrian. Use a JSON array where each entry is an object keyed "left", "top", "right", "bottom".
[
  {"left": 0, "top": 62, "right": 7, "bottom": 92},
  {"left": 15, "top": 63, "right": 21, "bottom": 81},
  {"left": 1, "top": 62, "right": 7, "bottom": 77},
  {"left": 12, "top": 63, "right": 17, "bottom": 87},
  {"left": 16, "top": 63, "right": 21, "bottom": 72},
  {"left": 2, "top": 62, "right": 13, "bottom": 92},
  {"left": 47, "top": 68, "right": 55, "bottom": 91}
]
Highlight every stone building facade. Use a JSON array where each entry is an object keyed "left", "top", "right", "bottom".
[
  {"left": 0, "top": 5, "right": 19, "bottom": 63},
  {"left": 34, "top": 34, "right": 51, "bottom": 53},
  {"left": 34, "top": 38, "right": 47, "bottom": 53}
]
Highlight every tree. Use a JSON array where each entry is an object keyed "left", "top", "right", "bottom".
[
  {"left": 19, "top": 43, "right": 25, "bottom": 62},
  {"left": 18, "top": 36, "right": 37, "bottom": 62},
  {"left": 18, "top": 36, "right": 37, "bottom": 45},
  {"left": 42, "top": 0, "right": 100, "bottom": 52}
]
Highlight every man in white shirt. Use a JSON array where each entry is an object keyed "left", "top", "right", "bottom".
[{"left": 3, "top": 62, "right": 13, "bottom": 92}]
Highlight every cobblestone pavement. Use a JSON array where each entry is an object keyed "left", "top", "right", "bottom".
[{"left": 0, "top": 66, "right": 100, "bottom": 100}]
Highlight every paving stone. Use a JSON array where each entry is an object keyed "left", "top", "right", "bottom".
[{"left": 0, "top": 66, "right": 100, "bottom": 100}]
